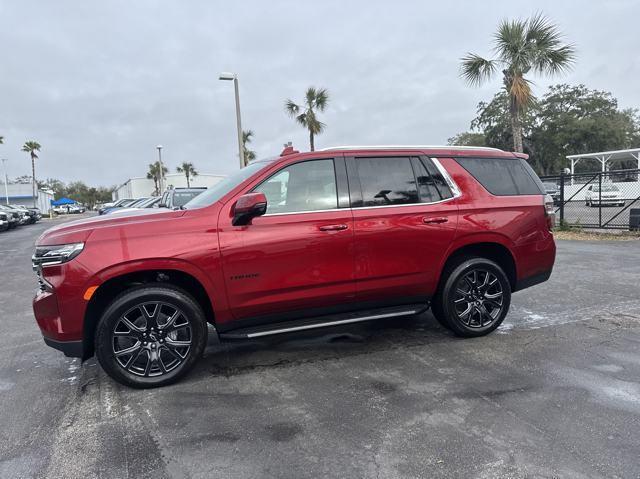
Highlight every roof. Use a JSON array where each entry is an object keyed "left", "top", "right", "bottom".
[
  {"left": 320, "top": 145, "right": 502, "bottom": 152},
  {"left": 566, "top": 148, "right": 640, "bottom": 161}
]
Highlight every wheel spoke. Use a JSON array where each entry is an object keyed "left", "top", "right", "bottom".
[
  {"left": 140, "top": 303, "right": 160, "bottom": 329},
  {"left": 161, "top": 310, "right": 181, "bottom": 331},
  {"left": 115, "top": 341, "right": 142, "bottom": 357},
  {"left": 484, "top": 291, "right": 502, "bottom": 299}
]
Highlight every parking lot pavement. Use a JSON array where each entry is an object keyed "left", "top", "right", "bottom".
[{"left": 1, "top": 221, "right": 640, "bottom": 479}]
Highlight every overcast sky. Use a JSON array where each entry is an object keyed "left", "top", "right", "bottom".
[{"left": 1, "top": 0, "right": 639, "bottom": 187}]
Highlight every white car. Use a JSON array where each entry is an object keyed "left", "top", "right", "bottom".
[{"left": 585, "top": 184, "right": 624, "bottom": 207}]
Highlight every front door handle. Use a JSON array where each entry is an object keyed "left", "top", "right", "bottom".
[
  {"left": 319, "top": 224, "right": 348, "bottom": 231},
  {"left": 422, "top": 217, "right": 448, "bottom": 225}
]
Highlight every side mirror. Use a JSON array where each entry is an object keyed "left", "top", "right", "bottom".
[{"left": 232, "top": 192, "right": 267, "bottom": 226}]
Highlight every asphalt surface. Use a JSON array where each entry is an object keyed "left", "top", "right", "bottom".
[{"left": 1, "top": 216, "right": 640, "bottom": 478}]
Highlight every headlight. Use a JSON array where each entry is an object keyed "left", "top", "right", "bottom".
[{"left": 32, "top": 242, "right": 85, "bottom": 267}]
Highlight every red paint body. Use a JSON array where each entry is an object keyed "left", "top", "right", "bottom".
[{"left": 33, "top": 147, "right": 555, "bottom": 353}]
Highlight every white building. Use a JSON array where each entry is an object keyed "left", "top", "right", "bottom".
[
  {"left": 2, "top": 182, "right": 54, "bottom": 213},
  {"left": 112, "top": 172, "right": 226, "bottom": 200}
]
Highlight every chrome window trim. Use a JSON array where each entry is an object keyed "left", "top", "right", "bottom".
[
  {"left": 431, "top": 158, "right": 462, "bottom": 198},
  {"left": 320, "top": 145, "right": 502, "bottom": 152},
  {"left": 263, "top": 207, "right": 343, "bottom": 217},
  {"left": 258, "top": 157, "right": 462, "bottom": 216}
]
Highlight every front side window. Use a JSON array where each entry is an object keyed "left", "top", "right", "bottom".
[
  {"left": 355, "top": 157, "right": 419, "bottom": 207},
  {"left": 253, "top": 159, "right": 337, "bottom": 214}
]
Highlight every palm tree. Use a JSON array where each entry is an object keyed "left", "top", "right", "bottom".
[
  {"left": 460, "top": 14, "right": 575, "bottom": 152},
  {"left": 0, "top": 136, "right": 4, "bottom": 144},
  {"left": 242, "top": 130, "right": 256, "bottom": 166},
  {"left": 146, "top": 161, "right": 167, "bottom": 195},
  {"left": 285, "top": 87, "right": 329, "bottom": 151},
  {"left": 22, "top": 141, "right": 41, "bottom": 207},
  {"left": 176, "top": 162, "right": 198, "bottom": 188}
]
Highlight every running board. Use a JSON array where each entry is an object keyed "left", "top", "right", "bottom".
[{"left": 219, "top": 304, "right": 428, "bottom": 340}]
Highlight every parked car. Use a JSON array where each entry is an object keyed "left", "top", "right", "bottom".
[
  {"left": 158, "top": 188, "right": 206, "bottom": 209},
  {"left": 99, "top": 198, "right": 135, "bottom": 215},
  {"left": 542, "top": 182, "right": 561, "bottom": 206},
  {"left": 32, "top": 145, "right": 556, "bottom": 388},
  {"left": 585, "top": 184, "right": 624, "bottom": 207},
  {"left": 16, "top": 205, "right": 42, "bottom": 222},
  {"left": 108, "top": 196, "right": 162, "bottom": 215},
  {"left": 0, "top": 211, "right": 9, "bottom": 232},
  {"left": 7, "top": 204, "right": 40, "bottom": 224},
  {"left": 0, "top": 204, "right": 22, "bottom": 228}
]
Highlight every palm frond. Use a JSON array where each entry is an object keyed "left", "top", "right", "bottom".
[
  {"left": 460, "top": 53, "right": 496, "bottom": 86},
  {"left": 285, "top": 99, "right": 300, "bottom": 117},
  {"left": 508, "top": 74, "right": 534, "bottom": 109},
  {"left": 314, "top": 88, "right": 329, "bottom": 111}
]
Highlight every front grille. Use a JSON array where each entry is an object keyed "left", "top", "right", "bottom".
[{"left": 32, "top": 257, "right": 49, "bottom": 292}]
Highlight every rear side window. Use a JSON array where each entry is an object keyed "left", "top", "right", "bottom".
[
  {"left": 455, "top": 157, "right": 544, "bottom": 196},
  {"left": 355, "top": 157, "right": 419, "bottom": 207},
  {"left": 411, "top": 157, "right": 454, "bottom": 201}
]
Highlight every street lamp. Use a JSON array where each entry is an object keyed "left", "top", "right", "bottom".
[
  {"left": 156, "top": 145, "right": 165, "bottom": 194},
  {"left": 1, "top": 159, "right": 8, "bottom": 205},
  {"left": 219, "top": 72, "right": 245, "bottom": 168}
]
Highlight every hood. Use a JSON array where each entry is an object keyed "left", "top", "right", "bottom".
[{"left": 36, "top": 208, "right": 183, "bottom": 246}]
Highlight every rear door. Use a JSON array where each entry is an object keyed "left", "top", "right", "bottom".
[
  {"left": 218, "top": 156, "right": 356, "bottom": 320},
  {"left": 347, "top": 155, "right": 459, "bottom": 302}
]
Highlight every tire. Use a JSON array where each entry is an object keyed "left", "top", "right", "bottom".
[
  {"left": 95, "top": 285, "right": 208, "bottom": 388},
  {"left": 435, "top": 257, "right": 511, "bottom": 338}
]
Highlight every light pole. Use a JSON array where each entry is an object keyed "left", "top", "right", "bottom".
[
  {"left": 219, "top": 72, "right": 245, "bottom": 168},
  {"left": 156, "top": 145, "right": 165, "bottom": 194},
  {"left": 1, "top": 159, "right": 8, "bottom": 205}
]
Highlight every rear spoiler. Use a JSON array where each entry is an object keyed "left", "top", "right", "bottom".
[{"left": 512, "top": 152, "right": 529, "bottom": 160}]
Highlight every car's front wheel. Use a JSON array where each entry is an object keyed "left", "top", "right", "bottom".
[
  {"left": 434, "top": 257, "right": 511, "bottom": 337},
  {"left": 95, "top": 285, "right": 208, "bottom": 388}
]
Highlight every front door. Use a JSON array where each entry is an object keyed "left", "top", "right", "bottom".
[
  {"left": 218, "top": 157, "right": 356, "bottom": 321},
  {"left": 347, "top": 155, "right": 459, "bottom": 303}
]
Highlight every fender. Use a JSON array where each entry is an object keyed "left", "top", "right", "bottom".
[
  {"left": 86, "top": 257, "right": 231, "bottom": 320},
  {"left": 437, "top": 231, "right": 517, "bottom": 282}
]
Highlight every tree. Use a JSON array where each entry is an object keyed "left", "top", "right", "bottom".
[
  {"left": 242, "top": 130, "right": 256, "bottom": 166},
  {"left": 285, "top": 87, "right": 329, "bottom": 151},
  {"left": 21, "top": 141, "right": 41, "bottom": 207},
  {"left": 460, "top": 14, "right": 575, "bottom": 152},
  {"left": 447, "top": 132, "right": 486, "bottom": 147},
  {"left": 455, "top": 84, "right": 640, "bottom": 175},
  {"left": 176, "top": 162, "right": 198, "bottom": 187},
  {"left": 146, "top": 161, "right": 167, "bottom": 195},
  {"left": 531, "top": 84, "right": 640, "bottom": 174}
]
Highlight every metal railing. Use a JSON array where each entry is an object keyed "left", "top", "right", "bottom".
[{"left": 540, "top": 169, "right": 640, "bottom": 230}]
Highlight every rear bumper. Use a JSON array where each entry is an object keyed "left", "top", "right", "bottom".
[
  {"left": 43, "top": 336, "right": 83, "bottom": 358},
  {"left": 514, "top": 269, "right": 552, "bottom": 292}
]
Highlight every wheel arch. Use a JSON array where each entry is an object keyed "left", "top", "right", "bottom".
[
  {"left": 437, "top": 237, "right": 517, "bottom": 293},
  {"left": 82, "top": 267, "right": 216, "bottom": 360}
]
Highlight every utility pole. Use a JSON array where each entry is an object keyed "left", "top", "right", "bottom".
[{"left": 1, "top": 159, "right": 8, "bottom": 205}]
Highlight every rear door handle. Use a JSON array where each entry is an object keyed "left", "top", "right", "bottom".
[
  {"left": 319, "top": 224, "right": 348, "bottom": 231},
  {"left": 422, "top": 217, "right": 448, "bottom": 225}
]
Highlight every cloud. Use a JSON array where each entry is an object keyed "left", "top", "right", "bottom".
[{"left": 0, "top": 0, "right": 638, "bottom": 186}]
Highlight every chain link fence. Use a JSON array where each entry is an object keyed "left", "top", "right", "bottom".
[{"left": 540, "top": 169, "right": 640, "bottom": 230}]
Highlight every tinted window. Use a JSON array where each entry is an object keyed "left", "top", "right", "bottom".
[
  {"left": 455, "top": 157, "right": 544, "bottom": 196},
  {"left": 253, "top": 159, "right": 337, "bottom": 214},
  {"left": 411, "top": 157, "right": 454, "bottom": 201},
  {"left": 173, "top": 191, "right": 204, "bottom": 207},
  {"left": 411, "top": 158, "right": 441, "bottom": 203},
  {"left": 355, "top": 157, "right": 419, "bottom": 207}
]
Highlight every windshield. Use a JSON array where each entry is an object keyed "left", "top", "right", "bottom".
[
  {"left": 173, "top": 190, "right": 205, "bottom": 207},
  {"left": 128, "top": 198, "right": 149, "bottom": 208},
  {"left": 542, "top": 182, "right": 557, "bottom": 190},
  {"left": 184, "top": 160, "right": 274, "bottom": 209},
  {"left": 138, "top": 197, "right": 160, "bottom": 208}
]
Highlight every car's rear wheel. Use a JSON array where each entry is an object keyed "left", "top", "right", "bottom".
[
  {"left": 95, "top": 285, "right": 208, "bottom": 388},
  {"left": 435, "top": 257, "right": 511, "bottom": 337}
]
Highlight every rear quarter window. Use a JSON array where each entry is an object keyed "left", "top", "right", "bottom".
[{"left": 455, "top": 157, "right": 544, "bottom": 196}]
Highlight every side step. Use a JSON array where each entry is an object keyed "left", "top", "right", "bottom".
[{"left": 219, "top": 304, "right": 428, "bottom": 340}]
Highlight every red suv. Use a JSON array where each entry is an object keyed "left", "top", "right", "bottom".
[{"left": 33, "top": 146, "right": 555, "bottom": 387}]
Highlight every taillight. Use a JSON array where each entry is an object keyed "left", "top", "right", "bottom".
[{"left": 544, "top": 194, "right": 555, "bottom": 230}]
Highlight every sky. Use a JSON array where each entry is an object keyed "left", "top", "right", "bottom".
[{"left": 1, "top": 0, "right": 639, "bottom": 187}]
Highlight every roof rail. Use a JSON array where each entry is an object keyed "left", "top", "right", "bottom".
[{"left": 318, "top": 145, "right": 503, "bottom": 152}]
